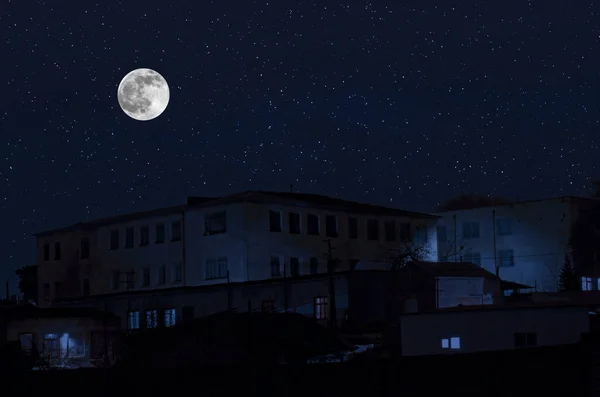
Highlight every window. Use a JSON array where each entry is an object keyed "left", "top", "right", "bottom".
[
  {"left": 348, "top": 217, "right": 358, "bottom": 239},
  {"left": 128, "top": 311, "right": 140, "bottom": 329},
  {"left": 19, "top": 333, "right": 34, "bottom": 352},
  {"left": 462, "top": 222, "right": 480, "bottom": 239},
  {"left": 325, "top": 215, "right": 339, "bottom": 237},
  {"left": 172, "top": 262, "right": 182, "bottom": 283},
  {"left": 262, "top": 300, "right": 276, "bottom": 313},
  {"left": 43, "top": 334, "right": 60, "bottom": 356},
  {"left": 307, "top": 213, "right": 320, "bottom": 235},
  {"left": 111, "top": 270, "right": 120, "bottom": 290},
  {"left": 498, "top": 249, "right": 515, "bottom": 268},
  {"left": 269, "top": 210, "right": 282, "bottom": 232},
  {"left": 125, "top": 227, "right": 134, "bottom": 248},
  {"left": 384, "top": 220, "right": 396, "bottom": 242},
  {"left": 416, "top": 227, "right": 428, "bottom": 245},
  {"left": 54, "top": 282, "right": 63, "bottom": 299},
  {"left": 54, "top": 242, "right": 61, "bottom": 260},
  {"left": 582, "top": 276, "right": 593, "bottom": 291},
  {"left": 140, "top": 225, "right": 149, "bottom": 246},
  {"left": 514, "top": 333, "right": 537, "bottom": 347},
  {"left": 314, "top": 297, "right": 328, "bottom": 320},
  {"left": 367, "top": 219, "right": 379, "bottom": 241},
  {"left": 205, "top": 257, "right": 228, "bottom": 280},
  {"left": 164, "top": 309, "right": 176, "bottom": 327},
  {"left": 171, "top": 220, "right": 182, "bottom": 241},
  {"left": 125, "top": 270, "right": 135, "bottom": 290},
  {"left": 309, "top": 257, "right": 319, "bottom": 274},
  {"left": 43, "top": 243, "right": 50, "bottom": 261},
  {"left": 437, "top": 226, "right": 447, "bottom": 243},
  {"left": 142, "top": 267, "right": 150, "bottom": 286},
  {"left": 80, "top": 238, "right": 90, "bottom": 259},
  {"left": 145, "top": 309, "right": 158, "bottom": 328},
  {"left": 270, "top": 256, "right": 282, "bottom": 277},
  {"left": 289, "top": 212, "right": 301, "bottom": 234},
  {"left": 463, "top": 252, "right": 482, "bottom": 266},
  {"left": 43, "top": 283, "right": 50, "bottom": 301},
  {"left": 399, "top": 223, "right": 411, "bottom": 241},
  {"left": 290, "top": 257, "right": 300, "bottom": 277},
  {"left": 441, "top": 337, "right": 460, "bottom": 349},
  {"left": 496, "top": 218, "right": 512, "bottom": 236},
  {"left": 158, "top": 264, "right": 166, "bottom": 285},
  {"left": 155, "top": 223, "right": 165, "bottom": 243},
  {"left": 110, "top": 230, "right": 119, "bottom": 250},
  {"left": 205, "top": 211, "right": 227, "bottom": 235},
  {"left": 82, "top": 278, "right": 90, "bottom": 296}
]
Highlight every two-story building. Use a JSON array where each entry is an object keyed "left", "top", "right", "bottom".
[
  {"left": 35, "top": 191, "right": 439, "bottom": 329},
  {"left": 436, "top": 196, "right": 600, "bottom": 292}
]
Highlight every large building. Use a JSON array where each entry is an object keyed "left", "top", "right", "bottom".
[
  {"left": 435, "top": 196, "right": 600, "bottom": 292},
  {"left": 35, "top": 191, "right": 439, "bottom": 328}
]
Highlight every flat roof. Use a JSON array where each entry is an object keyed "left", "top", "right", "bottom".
[{"left": 436, "top": 195, "right": 599, "bottom": 214}]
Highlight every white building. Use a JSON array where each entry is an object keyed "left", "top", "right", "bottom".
[
  {"left": 435, "top": 196, "right": 600, "bottom": 292},
  {"left": 35, "top": 191, "right": 439, "bottom": 327}
]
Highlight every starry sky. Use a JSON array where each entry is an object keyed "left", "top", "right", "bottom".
[{"left": 1, "top": 0, "right": 599, "bottom": 292}]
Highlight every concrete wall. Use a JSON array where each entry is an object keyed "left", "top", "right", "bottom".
[
  {"left": 399, "top": 306, "right": 590, "bottom": 356},
  {"left": 436, "top": 197, "right": 583, "bottom": 292}
]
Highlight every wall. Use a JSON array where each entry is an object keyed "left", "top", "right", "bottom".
[
  {"left": 436, "top": 277, "right": 486, "bottom": 308},
  {"left": 436, "top": 198, "right": 581, "bottom": 292},
  {"left": 399, "top": 306, "right": 590, "bottom": 356}
]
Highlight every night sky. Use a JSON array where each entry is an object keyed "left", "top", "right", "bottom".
[{"left": 1, "top": 0, "right": 599, "bottom": 291}]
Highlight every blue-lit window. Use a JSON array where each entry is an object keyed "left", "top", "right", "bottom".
[
  {"left": 496, "top": 218, "right": 512, "bottom": 236},
  {"left": 145, "top": 309, "right": 158, "bottom": 328},
  {"left": 582, "top": 277, "right": 593, "bottom": 291},
  {"left": 128, "top": 311, "right": 140, "bottom": 329},
  {"left": 164, "top": 309, "right": 176, "bottom": 327}
]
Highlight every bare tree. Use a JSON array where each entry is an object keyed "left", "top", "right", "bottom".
[
  {"left": 379, "top": 239, "right": 431, "bottom": 271},
  {"left": 33, "top": 337, "right": 83, "bottom": 370}
]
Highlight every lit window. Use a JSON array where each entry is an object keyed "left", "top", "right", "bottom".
[
  {"left": 128, "top": 311, "right": 140, "bottom": 329},
  {"left": 145, "top": 309, "right": 158, "bottom": 328},
  {"left": 164, "top": 308, "right": 176, "bottom": 327},
  {"left": 582, "top": 277, "right": 593, "bottom": 291},
  {"left": 441, "top": 338, "right": 449, "bottom": 348},
  {"left": 314, "top": 296, "right": 328, "bottom": 320},
  {"left": 441, "top": 336, "right": 461, "bottom": 349}
]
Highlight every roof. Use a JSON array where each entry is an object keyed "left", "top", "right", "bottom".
[
  {"left": 402, "top": 301, "right": 594, "bottom": 316},
  {"left": 410, "top": 261, "right": 499, "bottom": 279},
  {"left": 35, "top": 190, "right": 437, "bottom": 237},
  {"left": 437, "top": 195, "right": 600, "bottom": 214}
]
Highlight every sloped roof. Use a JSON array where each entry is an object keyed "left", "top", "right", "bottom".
[
  {"left": 410, "top": 261, "right": 499, "bottom": 279},
  {"left": 35, "top": 190, "right": 437, "bottom": 237}
]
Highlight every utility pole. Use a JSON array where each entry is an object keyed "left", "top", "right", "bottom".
[
  {"left": 227, "top": 270, "right": 232, "bottom": 311},
  {"left": 118, "top": 270, "right": 135, "bottom": 329},
  {"left": 323, "top": 239, "right": 337, "bottom": 330},
  {"left": 492, "top": 209, "right": 499, "bottom": 277},
  {"left": 283, "top": 262, "right": 289, "bottom": 313}
]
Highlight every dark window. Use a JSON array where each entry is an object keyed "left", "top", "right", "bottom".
[
  {"left": 158, "top": 264, "right": 166, "bottom": 284},
  {"left": 53, "top": 242, "right": 61, "bottom": 260},
  {"left": 309, "top": 257, "right": 319, "bottom": 274},
  {"left": 270, "top": 256, "right": 281, "bottom": 277},
  {"left": 82, "top": 278, "right": 90, "bottom": 296},
  {"left": 514, "top": 332, "right": 537, "bottom": 347},
  {"left": 125, "top": 227, "right": 134, "bottom": 248},
  {"left": 125, "top": 270, "right": 134, "bottom": 290},
  {"left": 384, "top": 220, "right": 396, "bottom": 242},
  {"left": 205, "top": 211, "right": 227, "bottom": 235},
  {"left": 140, "top": 225, "right": 149, "bottom": 246},
  {"left": 43, "top": 244, "right": 50, "bottom": 261},
  {"left": 314, "top": 297, "right": 328, "bottom": 320},
  {"left": 142, "top": 267, "right": 150, "bottom": 286},
  {"left": 145, "top": 310, "right": 158, "bottom": 329},
  {"left": 416, "top": 227, "right": 428, "bottom": 245},
  {"left": 54, "top": 282, "right": 63, "bottom": 299},
  {"left": 290, "top": 257, "right": 300, "bottom": 277},
  {"left": 307, "top": 214, "right": 320, "bottom": 235},
  {"left": 171, "top": 220, "right": 182, "bottom": 241},
  {"left": 348, "top": 217, "right": 358, "bottom": 239},
  {"left": 155, "top": 223, "right": 165, "bottom": 243},
  {"left": 19, "top": 333, "right": 34, "bottom": 352},
  {"left": 367, "top": 219, "right": 379, "bottom": 241},
  {"left": 463, "top": 222, "right": 480, "bottom": 239},
  {"left": 497, "top": 218, "right": 512, "bottom": 236},
  {"left": 261, "top": 300, "right": 276, "bottom": 313},
  {"left": 80, "top": 238, "right": 90, "bottom": 259},
  {"left": 437, "top": 226, "right": 447, "bottom": 243},
  {"left": 43, "top": 283, "right": 50, "bottom": 300},
  {"left": 399, "top": 223, "right": 411, "bottom": 241},
  {"left": 172, "top": 262, "right": 182, "bottom": 283},
  {"left": 269, "top": 210, "right": 282, "bottom": 232},
  {"left": 289, "top": 212, "right": 301, "bottom": 234},
  {"left": 182, "top": 306, "right": 194, "bottom": 323},
  {"left": 110, "top": 230, "right": 119, "bottom": 250},
  {"left": 438, "top": 255, "right": 448, "bottom": 262},
  {"left": 111, "top": 270, "right": 120, "bottom": 290},
  {"left": 325, "top": 215, "right": 339, "bottom": 237},
  {"left": 205, "top": 257, "right": 228, "bottom": 280},
  {"left": 498, "top": 249, "right": 515, "bottom": 268}
]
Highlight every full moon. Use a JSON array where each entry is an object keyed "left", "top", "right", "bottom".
[{"left": 117, "top": 68, "right": 170, "bottom": 121}]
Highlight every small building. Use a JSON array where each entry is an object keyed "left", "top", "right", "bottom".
[
  {"left": 395, "top": 304, "right": 591, "bottom": 356},
  {"left": 0, "top": 306, "right": 120, "bottom": 368}
]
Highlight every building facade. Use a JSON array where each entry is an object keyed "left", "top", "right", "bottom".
[
  {"left": 436, "top": 196, "right": 600, "bottom": 292},
  {"left": 35, "top": 191, "right": 439, "bottom": 328}
]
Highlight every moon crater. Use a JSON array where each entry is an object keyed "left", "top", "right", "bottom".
[{"left": 117, "top": 68, "right": 170, "bottom": 121}]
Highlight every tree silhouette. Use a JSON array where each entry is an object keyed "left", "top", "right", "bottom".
[
  {"left": 558, "top": 254, "right": 579, "bottom": 291},
  {"left": 437, "top": 194, "right": 512, "bottom": 212},
  {"left": 15, "top": 265, "right": 37, "bottom": 303}
]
